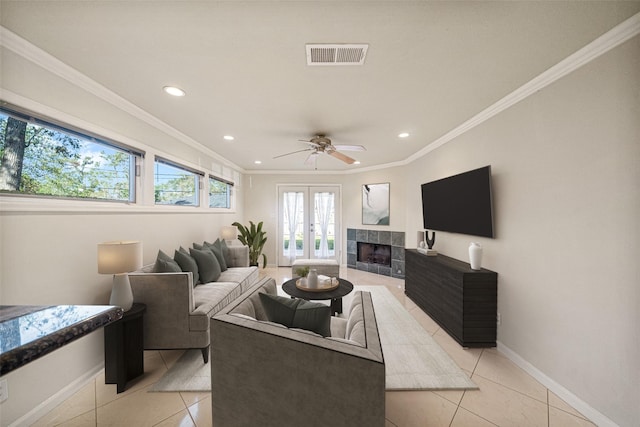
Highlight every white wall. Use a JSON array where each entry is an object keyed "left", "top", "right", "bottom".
[{"left": 401, "top": 35, "right": 639, "bottom": 427}]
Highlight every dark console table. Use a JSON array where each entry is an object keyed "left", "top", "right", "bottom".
[
  {"left": 104, "top": 303, "right": 146, "bottom": 393},
  {"left": 405, "top": 249, "right": 497, "bottom": 347}
]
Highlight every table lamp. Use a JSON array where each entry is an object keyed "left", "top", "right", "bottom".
[
  {"left": 98, "top": 240, "right": 143, "bottom": 311},
  {"left": 220, "top": 225, "right": 237, "bottom": 243}
]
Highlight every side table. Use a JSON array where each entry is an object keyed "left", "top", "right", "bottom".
[{"left": 104, "top": 303, "right": 146, "bottom": 393}]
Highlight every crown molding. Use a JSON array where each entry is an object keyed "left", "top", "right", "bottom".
[
  {"left": 0, "top": 26, "right": 245, "bottom": 174},
  {"left": 405, "top": 12, "right": 640, "bottom": 164},
  {"left": 2, "top": 12, "right": 639, "bottom": 176}
]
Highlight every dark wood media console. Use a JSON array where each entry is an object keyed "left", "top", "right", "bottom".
[{"left": 405, "top": 249, "right": 497, "bottom": 347}]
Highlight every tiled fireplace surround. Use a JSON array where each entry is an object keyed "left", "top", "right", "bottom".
[{"left": 347, "top": 228, "right": 405, "bottom": 279}]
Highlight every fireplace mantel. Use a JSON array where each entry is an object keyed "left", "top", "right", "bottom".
[{"left": 347, "top": 228, "right": 405, "bottom": 278}]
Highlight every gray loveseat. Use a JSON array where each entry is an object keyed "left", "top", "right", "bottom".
[
  {"left": 210, "top": 277, "right": 385, "bottom": 426},
  {"left": 129, "top": 244, "right": 258, "bottom": 362}
]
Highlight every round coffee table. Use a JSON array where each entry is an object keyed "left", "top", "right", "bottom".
[{"left": 281, "top": 277, "right": 354, "bottom": 316}]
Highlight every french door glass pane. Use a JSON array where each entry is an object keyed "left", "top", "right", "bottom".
[{"left": 282, "top": 191, "right": 304, "bottom": 258}]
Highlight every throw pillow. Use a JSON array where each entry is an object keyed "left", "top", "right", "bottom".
[
  {"left": 153, "top": 250, "right": 181, "bottom": 273},
  {"left": 174, "top": 249, "right": 199, "bottom": 285},
  {"left": 219, "top": 239, "right": 232, "bottom": 267},
  {"left": 259, "top": 293, "right": 300, "bottom": 327},
  {"left": 189, "top": 247, "right": 221, "bottom": 283},
  {"left": 292, "top": 299, "right": 331, "bottom": 337},
  {"left": 259, "top": 293, "right": 331, "bottom": 337},
  {"left": 206, "top": 240, "right": 228, "bottom": 272}
]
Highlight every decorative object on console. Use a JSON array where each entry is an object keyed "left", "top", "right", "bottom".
[
  {"left": 417, "top": 230, "right": 437, "bottom": 256},
  {"left": 98, "top": 240, "right": 143, "bottom": 311},
  {"left": 417, "top": 230, "right": 425, "bottom": 247},
  {"left": 231, "top": 220, "right": 268, "bottom": 267},
  {"left": 469, "top": 242, "right": 483, "bottom": 270},
  {"left": 362, "top": 182, "right": 390, "bottom": 225},
  {"left": 220, "top": 225, "right": 237, "bottom": 243}
]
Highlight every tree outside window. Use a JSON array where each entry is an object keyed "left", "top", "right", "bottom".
[
  {"left": 154, "top": 159, "right": 200, "bottom": 206},
  {"left": 0, "top": 110, "right": 135, "bottom": 201},
  {"left": 209, "top": 176, "right": 232, "bottom": 208}
]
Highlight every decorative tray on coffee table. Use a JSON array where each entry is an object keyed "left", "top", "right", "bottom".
[{"left": 295, "top": 277, "right": 339, "bottom": 292}]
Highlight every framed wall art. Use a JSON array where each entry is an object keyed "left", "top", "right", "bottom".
[{"left": 362, "top": 183, "right": 390, "bottom": 225}]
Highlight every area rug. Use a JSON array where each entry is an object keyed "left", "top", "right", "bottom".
[{"left": 150, "top": 285, "right": 476, "bottom": 392}]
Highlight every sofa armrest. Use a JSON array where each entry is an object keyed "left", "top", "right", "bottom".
[
  {"left": 227, "top": 245, "right": 250, "bottom": 267},
  {"left": 129, "top": 272, "right": 200, "bottom": 349}
]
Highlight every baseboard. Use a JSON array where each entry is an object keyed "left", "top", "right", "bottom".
[
  {"left": 8, "top": 363, "right": 104, "bottom": 427},
  {"left": 496, "top": 341, "right": 619, "bottom": 427}
]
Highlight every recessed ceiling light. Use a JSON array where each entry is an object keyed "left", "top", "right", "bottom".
[
  {"left": 353, "top": 161, "right": 361, "bottom": 165},
  {"left": 223, "top": 135, "right": 235, "bottom": 141},
  {"left": 398, "top": 132, "right": 410, "bottom": 138},
  {"left": 254, "top": 160, "right": 262, "bottom": 164},
  {"left": 163, "top": 86, "right": 186, "bottom": 97}
]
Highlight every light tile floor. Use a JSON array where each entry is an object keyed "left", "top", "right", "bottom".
[{"left": 32, "top": 267, "right": 596, "bottom": 427}]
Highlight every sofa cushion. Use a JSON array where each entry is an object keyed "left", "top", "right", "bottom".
[
  {"left": 153, "top": 250, "right": 181, "bottom": 273},
  {"left": 217, "top": 266, "right": 258, "bottom": 291},
  {"left": 174, "top": 249, "right": 199, "bottom": 285},
  {"left": 189, "top": 247, "right": 222, "bottom": 283},
  {"left": 233, "top": 298, "right": 256, "bottom": 318},
  {"left": 191, "top": 281, "right": 242, "bottom": 331},
  {"left": 259, "top": 293, "right": 331, "bottom": 337}
]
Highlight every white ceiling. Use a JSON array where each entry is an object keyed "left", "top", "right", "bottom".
[{"left": 1, "top": 1, "right": 639, "bottom": 172}]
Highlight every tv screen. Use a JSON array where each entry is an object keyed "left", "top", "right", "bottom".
[{"left": 421, "top": 166, "right": 494, "bottom": 238}]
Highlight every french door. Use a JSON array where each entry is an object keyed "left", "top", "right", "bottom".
[{"left": 277, "top": 185, "right": 341, "bottom": 266}]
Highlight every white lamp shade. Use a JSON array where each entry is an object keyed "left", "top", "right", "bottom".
[
  {"left": 98, "top": 241, "right": 143, "bottom": 274},
  {"left": 220, "top": 226, "right": 237, "bottom": 241}
]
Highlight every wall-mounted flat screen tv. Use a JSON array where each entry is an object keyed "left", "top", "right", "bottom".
[{"left": 421, "top": 165, "right": 494, "bottom": 238}]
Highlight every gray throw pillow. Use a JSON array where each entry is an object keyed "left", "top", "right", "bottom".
[
  {"left": 219, "top": 239, "right": 232, "bottom": 267},
  {"left": 189, "top": 247, "right": 221, "bottom": 283},
  {"left": 174, "top": 249, "right": 199, "bottom": 285},
  {"left": 206, "top": 240, "right": 228, "bottom": 272},
  {"left": 293, "top": 299, "right": 331, "bottom": 337},
  {"left": 153, "top": 250, "right": 181, "bottom": 273},
  {"left": 259, "top": 293, "right": 331, "bottom": 337}
]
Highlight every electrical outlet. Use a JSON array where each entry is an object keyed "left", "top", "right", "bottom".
[
  {"left": 497, "top": 313, "right": 502, "bottom": 326},
  {"left": 0, "top": 379, "right": 8, "bottom": 403}
]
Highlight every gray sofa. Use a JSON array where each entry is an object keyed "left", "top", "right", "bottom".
[
  {"left": 129, "top": 245, "right": 258, "bottom": 362},
  {"left": 210, "top": 277, "right": 385, "bottom": 427}
]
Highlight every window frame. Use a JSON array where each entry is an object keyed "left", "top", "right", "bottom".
[
  {"left": 0, "top": 104, "right": 143, "bottom": 204},
  {"left": 208, "top": 175, "right": 234, "bottom": 209},
  {"left": 153, "top": 156, "right": 204, "bottom": 207}
]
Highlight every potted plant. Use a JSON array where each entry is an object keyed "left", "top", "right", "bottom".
[{"left": 232, "top": 221, "right": 268, "bottom": 268}]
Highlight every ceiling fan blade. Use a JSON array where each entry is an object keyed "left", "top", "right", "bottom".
[
  {"left": 333, "top": 144, "right": 366, "bottom": 152},
  {"left": 328, "top": 150, "right": 356, "bottom": 164},
  {"left": 298, "top": 139, "right": 322, "bottom": 148},
  {"left": 273, "top": 148, "right": 313, "bottom": 159},
  {"left": 304, "top": 151, "right": 319, "bottom": 165}
]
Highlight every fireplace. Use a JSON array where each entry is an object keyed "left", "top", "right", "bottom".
[
  {"left": 357, "top": 242, "right": 391, "bottom": 267},
  {"left": 347, "top": 228, "right": 405, "bottom": 278}
]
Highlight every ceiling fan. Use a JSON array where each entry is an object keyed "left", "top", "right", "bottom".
[{"left": 273, "top": 135, "right": 366, "bottom": 165}]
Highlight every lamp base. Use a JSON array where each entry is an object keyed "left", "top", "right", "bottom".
[{"left": 110, "top": 273, "right": 134, "bottom": 311}]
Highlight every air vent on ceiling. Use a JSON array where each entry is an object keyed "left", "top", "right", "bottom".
[{"left": 306, "top": 44, "right": 369, "bottom": 66}]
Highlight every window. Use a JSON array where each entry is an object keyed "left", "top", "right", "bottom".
[
  {"left": 209, "top": 176, "right": 233, "bottom": 208},
  {"left": 0, "top": 107, "right": 140, "bottom": 202},
  {"left": 154, "top": 157, "right": 202, "bottom": 206}
]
